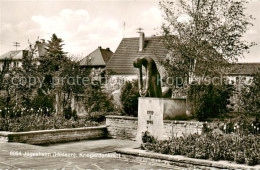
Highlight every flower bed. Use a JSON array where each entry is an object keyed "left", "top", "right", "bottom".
[
  {"left": 0, "top": 114, "right": 99, "bottom": 132},
  {"left": 141, "top": 132, "right": 260, "bottom": 166}
]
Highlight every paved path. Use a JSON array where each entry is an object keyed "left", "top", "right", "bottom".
[{"left": 0, "top": 139, "right": 174, "bottom": 169}]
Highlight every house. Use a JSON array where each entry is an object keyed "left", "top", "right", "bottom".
[
  {"left": 225, "top": 62, "right": 260, "bottom": 111},
  {"left": 0, "top": 39, "right": 47, "bottom": 70},
  {"left": 105, "top": 32, "right": 169, "bottom": 81},
  {"left": 80, "top": 46, "right": 113, "bottom": 78},
  {"left": 0, "top": 50, "right": 26, "bottom": 70},
  {"left": 70, "top": 46, "right": 113, "bottom": 116},
  {"left": 106, "top": 32, "right": 260, "bottom": 84},
  {"left": 105, "top": 32, "right": 260, "bottom": 108},
  {"left": 226, "top": 62, "right": 260, "bottom": 84}
]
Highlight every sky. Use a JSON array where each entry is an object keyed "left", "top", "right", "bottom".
[{"left": 0, "top": 0, "right": 259, "bottom": 62}]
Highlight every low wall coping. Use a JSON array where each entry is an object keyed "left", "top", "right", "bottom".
[
  {"left": 164, "top": 120, "right": 204, "bottom": 125},
  {"left": 106, "top": 115, "right": 204, "bottom": 125},
  {"left": 106, "top": 115, "right": 138, "bottom": 120},
  {"left": 0, "top": 126, "right": 107, "bottom": 137},
  {"left": 139, "top": 97, "right": 185, "bottom": 101},
  {"left": 116, "top": 148, "right": 260, "bottom": 170}
]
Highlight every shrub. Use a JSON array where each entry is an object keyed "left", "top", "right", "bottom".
[
  {"left": 31, "top": 91, "right": 55, "bottom": 116},
  {"left": 141, "top": 132, "right": 260, "bottom": 165},
  {"left": 0, "top": 114, "right": 99, "bottom": 132},
  {"left": 85, "top": 112, "right": 119, "bottom": 122},
  {"left": 84, "top": 81, "right": 114, "bottom": 113},
  {"left": 120, "top": 80, "right": 140, "bottom": 117},
  {"left": 188, "top": 83, "right": 234, "bottom": 121},
  {"left": 219, "top": 116, "right": 260, "bottom": 135},
  {"left": 64, "top": 106, "right": 77, "bottom": 120},
  {"left": 238, "top": 69, "right": 260, "bottom": 118}
]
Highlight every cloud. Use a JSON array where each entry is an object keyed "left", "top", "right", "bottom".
[
  {"left": 1, "top": 6, "right": 164, "bottom": 57},
  {"left": 30, "top": 9, "right": 123, "bottom": 56},
  {"left": 31, "top": 9, "right": 90, "bottom": 39},
  {"left": 122, "top": 7, "right": 163, "bottom": 37},
  {"left": 140, "top": 7, "right": 163, "bottom": 33}
]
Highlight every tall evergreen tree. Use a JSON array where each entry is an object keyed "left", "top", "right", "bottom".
[
  {"left": 38, "top": 34, "right": 68, "bottom": 93},
  {"left": 40, "top": 33, "right": 67, "bottom": 73}
]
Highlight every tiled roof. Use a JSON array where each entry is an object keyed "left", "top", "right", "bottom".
[
  {"left": 105, "top": 36, "right": 169, "bottom": 75},
  {"left": 80, "top": 47, "right": 113, "bottom": 66},
  {"left": 0, "top": 50, "right": 23, "bottom": 60},
  {"left": 227, "top": 63, "right": 260, "bottom": 75},
  {"left": 105, "top": 35, "right": 260, "bottom": 76}
]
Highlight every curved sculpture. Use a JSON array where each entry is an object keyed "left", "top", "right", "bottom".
[{"left": 133, "top": 56, "right": 162, "bottom": 97}]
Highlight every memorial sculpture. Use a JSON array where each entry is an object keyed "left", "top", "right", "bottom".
[
  {"left": 134, "top": 56, "right": 186, "bottom": 141},
  {"left": 133, "top": 56, "right": 171, "bottom": 98}
]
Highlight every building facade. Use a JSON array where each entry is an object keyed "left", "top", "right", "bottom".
[{"left": 0, "top": 39, "right": 47, "bottom": 70}]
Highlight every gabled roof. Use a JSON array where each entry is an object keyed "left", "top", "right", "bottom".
[
  {"left": 227, "top": 63, "right": 260, "bottom": 75},
  {"left": 80, "top": 47, "right": 113, "bottom": 67},
  {"left": 0, "top": 50, "right": 24, "bottom": 61},
  {"left": 105, "top": 34, "right": 259, "bottom": 76},
  {"left": 0, "top": 40, "right": 47, "bottom": 61},
  {"left": 105, "top": 36, "right": 169, "bottom": 75}
]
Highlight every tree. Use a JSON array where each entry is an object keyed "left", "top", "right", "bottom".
[
  {"left": 0, "top": 59, "right": 13, "bottom": 116},
  {"left": 160, "top": 0, "right": 256, "bottom": 118},
  {"left": 57, "top": 59, "right": 87, "bottom": 110},
  {"left": 160, "top": 0, "right": 256, "bottom": 83},
  {"left": 14, "top": 42, "right": 39, "bottom": 109},
  {"left": 38, "top": 34, "right": 68, "bottom": 93},
  {"left": 239, "top": 69, "right": 260, "bottom": 118},
  {"left": 44, "top": 33, "right": 67, "bottom": 72},
  {"left": 188, "top": 82, "right": 234, "bottom": 120},
  {"left": 0, "top": 58, "right": 11, "bottom": 90}
]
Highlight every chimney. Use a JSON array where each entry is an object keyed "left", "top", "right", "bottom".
[
  {"left": 36, "top": 39, "right": 47, "bottom": 57},
  {"left": 139, "top": 32, "right": 145, "bottom": 51}
]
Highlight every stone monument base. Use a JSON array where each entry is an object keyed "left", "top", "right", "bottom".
[{"left": 136, "top": 97, "right": 187, "bottom": 142}]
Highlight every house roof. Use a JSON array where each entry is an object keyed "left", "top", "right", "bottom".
[
  {"left": 105, "top": 36, "right": 169, "bottom": 75},
  {"left": 105, "top": 35, "right": 260, "bottom": 76},
  {"left": 227, "top": 63, "right": 260, "bottom": 75},
  {"left": 80, "top": 47, "right": 113, "bottom": 67},
  {"left": 0, "top": 40, "right": 47, "bottom": 61},
  {"left": 0, "top": 50, "right": 24, "bottom": 61}
]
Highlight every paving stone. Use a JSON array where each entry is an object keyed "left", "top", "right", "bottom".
[{"left": 0, "top": 139, "right": 174, "bottom": 169}]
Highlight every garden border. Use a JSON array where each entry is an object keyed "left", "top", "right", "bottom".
[
  {"left": 0, "top": 126, "right": 107, "bottom": 144},
  {"left": 116, "top": 148, "right": 260, "bottom": 169}
]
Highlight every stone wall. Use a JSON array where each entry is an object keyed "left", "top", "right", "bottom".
[
  {"left": 163, "top": 120, "right": 203, "bottom": 139},
  {"left": 106, "top": 116, "right": 203, "bottom": 140},
  {"left": 0, "top": 126, "right": 107, "bottom": 144},
  {"left": 106, "top": 116, "right": 138, "bottom": 140}
]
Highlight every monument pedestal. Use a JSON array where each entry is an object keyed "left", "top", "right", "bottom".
[{"left": 136, "top": 97, "right": 187, "bottom": 142}]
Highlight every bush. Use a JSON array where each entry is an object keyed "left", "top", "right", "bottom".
[
  {"left": 0, "top": 114, "right": 99, "bottom": 132},
  {"left": 188, "top": 83, "right": 234, "bottom": 121},
  {"left": 120, "top": 80, "right": 140, "bottom": 117},
  {"left": 238, "top": 69, "right": 260, "bottom": 117},
  {"left": 85, "top": 112, "right": 119, "bottom": 122},
  {"left": 64, "top": 106, "right": 77, "bottom": 120},
  {"left": 141, "top": 132, "right": 260, "bottom": 165},
  {"left": 31, "top": 90, "right": 55, "bottom": 116},
  {"left": 85, "top": 81, "right": 114, "bottom": 113},
  {"left": 219, "top": 116, "right": 260, "bottom": 135}
]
